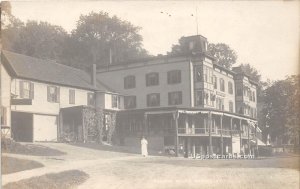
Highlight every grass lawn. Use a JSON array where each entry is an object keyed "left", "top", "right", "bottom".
[
  {"left": 2, "top": 140, "right": 65, "bottom": 156},
  {"left": 1, "top": 156, "right": 44, "bottom": 174},
  {"left": 2, "top": 170, "right": 89, "bottom": 189}
]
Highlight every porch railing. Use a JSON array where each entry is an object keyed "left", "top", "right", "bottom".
[
  {"left": 178, "top": 128, "right": 207, "bottom": 134},
  {"left": 178, "top": 128, "right": 239, "bottom": 136}
]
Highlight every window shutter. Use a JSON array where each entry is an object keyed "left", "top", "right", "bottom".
[
  {"left": 29, "top": 82, "right": 34, "bottom": 99},
  {"left": 47, "top": 86, "right": 50, "bottom": 102},
  {"left": 56, "top": 87, "right": 60, "bottom": 103},
  {"left": 19, "top": 81, "right": 24, "bottom": 98}
]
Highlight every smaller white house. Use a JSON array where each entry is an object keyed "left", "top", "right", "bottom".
[{"left": 1, "top": 50, "right": 123, "bottom": 142}]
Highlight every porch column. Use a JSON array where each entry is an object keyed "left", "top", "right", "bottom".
[
  {"left": 208, "top": 112, "right": 212, "bottom": 156},
  {"left": 247, "top": 121, "right": 250, "bottom": 155},
  {"left": 58, "top": 111, "right": 63, "bottom": 142},
  {"left": 220, "top": 115, "right": 224, "bottom": 156},
  {"left": 255, "top": 123, "right": 259, "bottom": 158},
  {"left": 192, "top": 138, "right": 196, "bottom": 158},
  {"left": 230, "top": 117, "right": 233, "bottom": 154},
  {"left": 173, "top": 111, "right": 179, "bottom": 157},
  {"left": 239, "top": 119, "right": 242, "bottom": 154}
]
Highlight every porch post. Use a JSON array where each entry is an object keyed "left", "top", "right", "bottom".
[
  {"left": 239, "top": 119, "right": 242, "bottom": 154},
  {"left": 209, "top": 112, "right": 212, "bottom": 156},
  {"left": 230, "top": 117, "right": 233, "bottom": 154},
  {"left": 255, "top": 123, "right": 259, "bottom": 158},
  {"left": 58, "top": 111, "right": 63, "bottom": 142},
  {"left": 220, "top": 115, "right": 223, "bottom": 156},
  {"left": 247, "top": 121, "right": 250, "bottom": 155},
  {"left": 173, "top": 111, "right": 179, "bottom": 157}
]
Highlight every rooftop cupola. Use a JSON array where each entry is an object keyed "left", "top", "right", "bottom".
[{"left": 181, "top": 35, "right": 208, "bottom": 54}]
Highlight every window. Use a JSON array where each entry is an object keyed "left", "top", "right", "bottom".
[
  {"left": 220, "top": 78, "right": 225, "bottom": 92},
  {"left": 216, "top": 97, "right": 224, "bottom": 110},
  {"left": 147, "top": 93, "right": 160, "bottom": 107},
  {"left": 146, "top": 72, "right": 159, "bottom": 86},
  {"left": 168, "top": 91, "right": 182, "bottom": 105},
  {"left": 124, "top": 96, "right": 136, "bottom": 109},
  {"left": 167, "top": 70, "right": 181, "bottom": 84},
  {"left": 194, "top": 66, "right": 203, "bottom": 82},
  {"left": 213, "top": 76, "right": 217, "bottom": 89},
  {"left": 112, "top": 95, "right": 119, "bottom": 108},
  {"left": 195, "top": 90, "right": 203, "bottom": 106},
  {"left": 228, "top": 82, "right": 233, "bottom": 94},
  {"left": 69, "top": 89, "right": 75, "bottom": 104},
  {"left": 210, "top": 93, "right": 216, "bottom": 106},
  {"left": 124, "top": 75, "right": 135, "bottom": 89},
  {"left": 47, "top": 86, "right": 59, "bottom": 103},
  {"left": 87, "top": 93, "right": 95, "bottom": 106},
  {"left": 20, "top": 81, "right": 34, "bottom": 99},
  {"left": 229, "top": 101, "right": 234, "bottom": 112},
  {"left": 0, "top": 107, "right": 7, "bottom": 125},
  {"left": 203, "top": 66, "right": 213, "bottom": 83},
  {"left": 204, "top": 92, "right": 209, "bottom": 105},
  {"left": 253, "top": 91, "right": 256, "bottom": 102}
]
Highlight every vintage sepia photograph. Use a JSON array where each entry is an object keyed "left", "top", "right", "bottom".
[{"left": 0, "top": 1, "right": 299, "bottom": 188}]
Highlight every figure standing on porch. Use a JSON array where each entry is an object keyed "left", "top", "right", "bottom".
[{"left": 141, "top": 136, "right": 148, "bottom": 157}]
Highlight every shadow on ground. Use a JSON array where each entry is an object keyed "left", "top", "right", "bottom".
[
  {"left": 68, "top": 142, "right": 165, "bottom": 156},
  {"left": 2, "top": 170, "right": 89, "bottom": 189},
  {"left": 1, "top": 156, "right": 44, "bottom": 174}
]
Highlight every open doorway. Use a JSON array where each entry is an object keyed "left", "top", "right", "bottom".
[{"left": 11, "top": 112, "right": 33, "bottom": 142}]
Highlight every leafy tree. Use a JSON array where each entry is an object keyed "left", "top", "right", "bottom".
[
  {"left": 66, "top": 11, "right": 149, "bottom": 69},
  {"left": 238, "top": 63, "right": 261, "bottom": 83},
  {"left": 169, "top": 37, "right": 237, "bottom": 69},
  {"left": 2, "top": 10, "right": 148, "bottom": 70},
  {"left": 2, "top": 20, "right": 68, "bottom": 61},
  {"left": 260, "top": 75, "right": 300, "bottom": 146},
  {"left": 1, "top": 1, "right": 24, "bottom": 50},
  {"left": 207, "top": 43, "right": 237, "bottom": 69}
]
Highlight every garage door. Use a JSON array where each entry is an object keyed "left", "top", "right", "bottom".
[{"left": 33, "top": 115, "right": 57, "bottom": 141}]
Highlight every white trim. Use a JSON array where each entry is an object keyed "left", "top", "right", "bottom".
[
  {"left": 145, "top": 111, "right": 176, "bottom": 115},
  {"left": 178, "top": 110, "right": 209, "bottom": 114}
]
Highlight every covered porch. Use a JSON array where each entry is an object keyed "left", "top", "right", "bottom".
[{"left": 116, "top": 107, "right": 261, "bottom": 158}]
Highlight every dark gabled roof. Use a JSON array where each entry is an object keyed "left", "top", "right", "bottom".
[{"left": 1, "top": 50, "right": 113, "bottom": 92}]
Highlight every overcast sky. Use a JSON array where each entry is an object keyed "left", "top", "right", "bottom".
[{"left": 10, "top": 1, "right": 300, "bottom": 81}]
